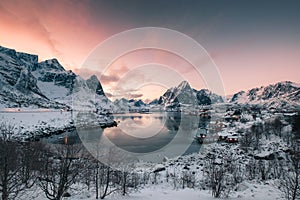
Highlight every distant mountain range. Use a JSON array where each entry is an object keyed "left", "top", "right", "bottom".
[
  {"left": 154, "top": 81, "right": 224, "bottom": 110},
  {"left": 229, "top": 81, "right": 300, "bottom": 110},
  {"left": 112, "top": 98, "right": 148, "bottom": 113},
  {"left": 0, "top": 45, "right": 299, "bottom": 111}
]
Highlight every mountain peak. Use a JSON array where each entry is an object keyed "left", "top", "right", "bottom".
[
  {"left": 275, "top": 80, "right": 300, "bottom": 88},
  {"left": 39, "top": 58, "right": 65, "bottom": 71},
  {"left": 177, "top": 80, "right": 192, "bottom": 92},
  {"left": 178, "top": 80, "right": 190, "bottom": 88},
  {"left": 0, "top": 46, "right": 17, "bottom": 57},
  {"left": 87, "top": 74, "right": 98, "bottom": 82},
  {"left": 0, "top": 45, "right": 111, "bottom": 110},
  {"left": 86, "top": 74, "right": 104, "bottom": 96},
  {"left": 230, "top": 80, "right": 300, "bottom": 110}
]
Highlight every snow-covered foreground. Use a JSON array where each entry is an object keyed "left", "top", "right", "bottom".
[
  {"left": 108, "top": 182, "right": 282, "bottom": 200},
  {"left": 21, "top": 181, "right": 283, "bottom": 200},
  {"left": 0, "top": 109, "right": 73, "bottom": 139},
  {"left": 0, "top": 109, "right": 116, "bottom": 140},
  {"left": 0, "top": 108, "right": 296, "bottom": 200},
  {"left": 0, "top": 110, "right": 71, "bottom": 128}
]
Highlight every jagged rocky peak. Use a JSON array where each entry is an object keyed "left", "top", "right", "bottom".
[
  {"left": 160, "top": 80, "right": 197, "bottom": 107},
  {"left": 0, "top": 46, "right": 65, "bottom": 108},
  {"left": 16, "top": 52, "right": 38, "bottom": 64},
  {"left": 38, "top": 58, "right": 65, "bottom": 71},
  {"left": 86, "top": 75, "right": 105, "bottom": 96},
  {"left": 177, "top": 80, "right": 192, "bottom": 90},
  {"left": 0, "top": 45, "right": 112, "bottom": 109},
  {"left": 0, "top": 46, "right": 18, "bottom": 58},
  {"left": 175, "top": 82, "right": 197, "bottom": 104},
  {"left": 35, "top": 58, "right": 76, "bottom": 90},
  {"left": 196, "top": 89, "right": 212, "bottom": 105},
  {"left": 231, "top": 91, "right": 246, "bottom": 102},
  {"left": 0, "top": 46, "right": 38, "bottom": 65},
  {"left": 120, "top": 98, "right": 145, "bottom": 107},
  {"left": 197, "top": 89, "right": 224, "bottom": 104},
  {"left": 159, "top": 80, "right": 224, "bottom": 108},
  {"left": 261, "top": 81, "right": 300, "bottom": 100},
  {"left": 0, "top": 46, "right": 39, "bottom": 87},
  {"left": 230, "top": 81, "right": 300, "bottom": 109},
  {"left": 272, "top": 81, "right": 299, "bottom": 91},
  {"left": 133, "top": 99, "right": 146, "bottom": 107}
]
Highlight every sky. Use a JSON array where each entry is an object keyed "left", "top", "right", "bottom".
[{"left": 0, "top": 0, "right": 299, "bottom": 100}]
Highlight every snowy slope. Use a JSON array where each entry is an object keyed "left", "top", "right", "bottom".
[
  {"left": 20, "top": 182, "right": 283, "bottom": 200},
  {"left": 0, "top": 45, "right": 113, "bottom": 112},
  {"left": 0, "top": 109, "right": 73, "bottom": 140},
  {"left": 0, "top": 46, "right": 64, "bottom": 108},
  {"left": 230, "top": 81, "right": 300, "bottom": 110},
  {"left": 112, "top": 98, "right": 148, "bottom": 113}
]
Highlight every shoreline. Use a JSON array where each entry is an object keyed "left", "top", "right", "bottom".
[
  {"left": 24, "top": 120, "right": 118, "bottom": 142},
  {"left": 0, "top": 110, "right": 117, "bottom": 142}
]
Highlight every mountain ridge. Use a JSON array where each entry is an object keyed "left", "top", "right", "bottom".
[
  {"left": 229, "top": 81, "right": 300, "bottom": 110},
  {"left": 1, "top": 45, "right": 299, "bottom": 111},
  {"left": 157, "top": 80, "right": 224, "bottom": 110},
  {"left": 0, "top": 45, "right": 110, "bottom": 110}
]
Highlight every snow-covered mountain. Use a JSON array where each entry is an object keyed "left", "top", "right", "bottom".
[
  {"left": 0, "top": 46, "right": 111, "bottom": 111},
  {"left": 196, "top": 89, "right": 224, "bottom": 104},
  {"left": 2, "top": 46, "right": 299, "bottom": 112},
  {"left": 0, "top": 46, "right": 64, "bottom": 108},
  {"left": 230, "top": 81, "right": 300, "bottom": 110},
  {"left": 30, "top": 58, "right": 76, "bottom": 106},
  {"left": 159, "top": 81, "right": 197, "bottom": 108},
  {"left": 112, "top": 98, "right": 148, "bottom": 113},
  {"left": 158, "top": 81, "right": 223, "bottom": 109}
]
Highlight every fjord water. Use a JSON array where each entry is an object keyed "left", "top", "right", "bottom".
[
  {"left": 46, "top": 112, "right": 210, "bottom": 156},
  {"left": 102, "top": 112, "right": 207, "bottom": 154}
]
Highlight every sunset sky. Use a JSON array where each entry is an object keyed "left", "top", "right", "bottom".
[{"left": 0, "top": 0, "right": 299, "bottom": 100}]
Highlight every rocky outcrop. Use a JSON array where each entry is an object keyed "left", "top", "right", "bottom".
[
  {"left": 86, "top": 75, "right": 105, "bottom": 96},
  {"left": 230, "top": 81, "right": 300, "bottom": 110},
  {"left": 0, "top": 45, "right": 111, "bottom": 110},
  {"left": 158, "top": 81, "right": 224, "bottom": 109}
]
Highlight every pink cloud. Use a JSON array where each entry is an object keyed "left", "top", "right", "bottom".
[{"left": 74, "top": 68, "right": 119, "bottom": 85}]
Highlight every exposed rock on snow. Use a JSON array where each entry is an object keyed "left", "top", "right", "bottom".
[
  {"left": 0, "top": 45, "right": 113, "bottom": 113},
  {"left": 229, "top": 81, "right": 300, "bottom": 110},
  {"left": 158, "top": 81, "right": 224, "bottom": 110}
]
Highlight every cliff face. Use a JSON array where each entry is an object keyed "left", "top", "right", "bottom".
[{"left": 0, "top": 45, "right": 111, "bottom": 110}]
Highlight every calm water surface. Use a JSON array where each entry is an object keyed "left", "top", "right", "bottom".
[{"left": 45, "top": 112, "right": 212, "bottom": 156}]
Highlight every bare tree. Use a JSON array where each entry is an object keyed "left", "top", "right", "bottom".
[
  {"left": 98, "top": 163, "right": 113, "bottom": 199},
  {"left": 0, "top": 123, "right": 37, "bottom": 200},
  {"left": 251, "top": 123, "right": 263, "bottom": 150},
  {"left": 257, "top": 160, "right": 271, "bottom": 181},
  {"left": 91, "top": 146, "right": 131, "bottom": 199},
  {"left": 278, "top": 147, "right": 300, "bottom": 200},
  {"left": 38, "top": 144, "right": 82, "bottom": 200},
  {"left": 240, "top": 130, "right": 254, "bottom": 152},
  {"left": 180, "top": 171, "right": 195, "bottom": 189},
  {"left": 204, "top": 155, "right": 235, "bottom": 198},
  {"left": 119, "top": 162, "right": 135, "bottom": 196}
]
